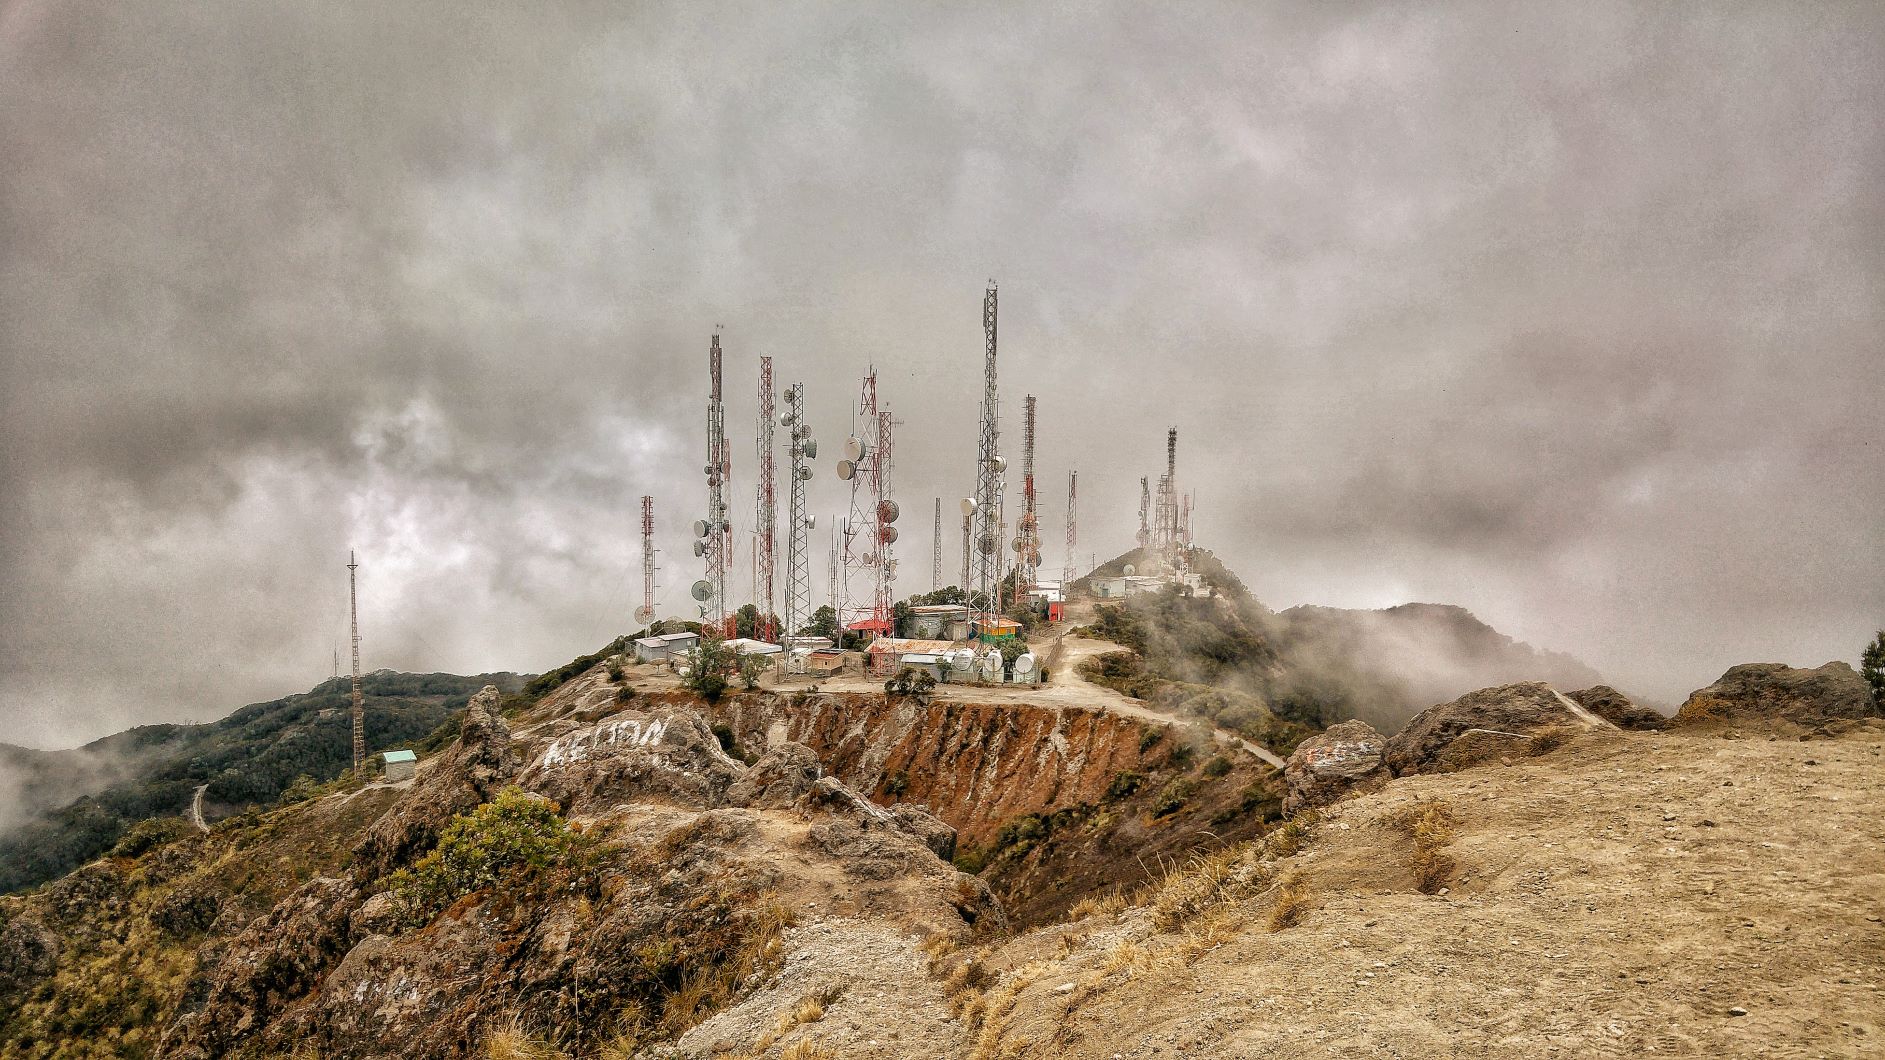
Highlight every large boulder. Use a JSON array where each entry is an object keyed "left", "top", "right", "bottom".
[
  {"left": 0, "top": 910, "right": 59, "bottom": 1000},
  {"left": 1282, "top": 719, "right": 1390, "bottom": 816},
  {"left": 516, "top": 706, "right": 746, "bottom": 815},
  {"left": 1384, "top": 682, "right": 1612, "bottom": 776},
  {"left": 351, "top": 686, "right": 519, "bottom": 881},
  {"left": 1674, "top": 662, "right": 1874, "bottom": 729},
  {"left": 722, "top": 742, "right": 824, "bottom": 809},
  {"left": 1567, "top": 685, "right": 1666, "bottom": 731}
]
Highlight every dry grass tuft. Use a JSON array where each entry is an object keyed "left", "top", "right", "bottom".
[
  {"left": 780, "top": 1038, "right": 841, "bottom": 1060},
  {"left": 1386, "top": 798, "right": 1458, "bottom": 894},
  {"left": 1266, "top": 876, "right": 1312, "bottom": 931},
  {"left": 1064, "top": 890, "right": 1128, "bottom": 922},
  {"left": 484, "top": 1024, "right": 567, "bottom": 1060},
  {"left": 1528, "top": 726, "right": 1573, "bottom": 755}
]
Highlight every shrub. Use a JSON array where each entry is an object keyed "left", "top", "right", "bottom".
[
  {"left": 386, "top": 787, "right": 585, "bottom": 926},
  {"left": 110, "top": 817, "right": 193, "bottom": 859},
  {"left": 1266, "top": 876, "right": 1311, "bottom": 931},
  {"left": 615, "top": 685, "right": 636, "bottom": 704},
  {"left": 883, "top": 770, "right": 909, "bottom": 798},
  {"left": 1528, "top": 726, "right": 1572, "bottom": 756},
  {"left": 1202, "top": 755, "right": 1233, "bottom": 779},
  {"left": 1149, "top": 778, "right": 1196, "bottom": 818},
  {"left": 1105, "top": 771, "right": 1146, "bottom": 801},
  {"left": 606, "top": 662, "right": 625, "bottom": 684}
]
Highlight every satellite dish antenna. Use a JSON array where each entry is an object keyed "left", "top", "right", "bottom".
[
  {"left": 836, "top": 459, "right": 856, "bottom": 480},
  {"left": 877, "top": 499, "right": 900, "bottom": 523},
  {"left": 960, "top": 497, "right": 977, "bottom": 516},
  {"left": 797, "top": 465, "right": 814, "bottom": 480},
  {"left": 692, "top": 519, "right": 710, "bottom": 538},
  {"left": 779, "top": 411, "right": 796, "bottom": 426},
  {"left": 990, "top": 455, "right": 1007, "bottom": 473},
  {"left": 689, "top": 580, "right": 713, "bottom": 602},
  {"left": 1123, "top": 563, "right": 1137, "bottom": 575},
  {"left": 783, "top": 388, "right": 798, "bottom": 404},
  {"left": 844, "top": 437, "right": 866, "bottom": 462},
  {"left": 978, "top": 532, "right": 999, "bottom": 555},
  {"left": 703, "top": 465, "right": 716, "bottom": 476},
  {"left": 692, "top": 540, "right": 706, "bottom": 557},
  {"left": 802, "top": 439, "right": 818, "bottom": 459},
  {"left": 633, "top": 605, "right": 655, "bottom": 623},
  {"left": 880, "top": 525, "right": 899, "bottom": 544}
]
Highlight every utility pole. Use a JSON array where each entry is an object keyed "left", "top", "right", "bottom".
[{"left": 347, "top": 551, "right": 363, "bottom": 774}]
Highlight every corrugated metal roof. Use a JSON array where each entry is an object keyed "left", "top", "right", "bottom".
[
  {"left": 382, "top": 749, "right": 417, "bottom": 763},
  {"left": 866, "top": 638, "right": 956, "bottom": 655}
]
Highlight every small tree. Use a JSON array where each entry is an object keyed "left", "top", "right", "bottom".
[
  {"left": 1863, "top": 630, "right": 1885, "bottom": 710},
  {"left": 682, "top": 631, "right": 737, "bottom": 701},
  {"left": 736, "top": 651, "right": 767, "bottom": 691},
  {"left": 802, "top": 605, "right": 838, "bottom": 640},
  {"left": 734, "top": 603, "right": 760, "bottom": 641}
]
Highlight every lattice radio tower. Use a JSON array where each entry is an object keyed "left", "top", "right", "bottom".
[
  {"left": 971, "top": 283, "right": 1003, "bottom": 616},
  {"left": 1014, "top": 394, "right": 1041, "bottom": 597},
  {"left": 780, "top": 382, "right": 814, "bottom": 669},
  {"left": 1063, "top": 470, "right": 1078, "bottom": 589},
  {"left": 754, "top": 356, "right": 777, "bottom": 641},
  {"left": 1136, "top": 476, "right": 1151, "bottom": 549},
  {"left": 838, "top": 369, "right": 897, "bottom": 634},
  {"left": 635, "top": 496, "right": 657, "bottom": 627},
  {"left": 931, "top": 497, "right": 942, "bottom": 592},
  {"left": 698, "top": 334, "right": 732, "bottom": 634},
  {"left": 1154, "top": 427, "right": 1182, "bottom": 569},
  {"left": 347, "top": 551, "right": 363, "bottom": 773}
]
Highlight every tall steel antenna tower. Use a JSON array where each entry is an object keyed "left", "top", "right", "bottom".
[
  {"left": 780, "top": 382, "right": 814, "bottom": 670},
  {"left": 960, "top": 510, "right": 971, "bottom": 591},
  {"left": 1154, "top": 427, "right": 1181, "bottom": 569},
  {"left": 1015, "top": 394, "right": 1040, "bottom": 599},
  {"left": 1136, "top": 477, "right": 1151, "bottom": 549},
  {"left": 1063, "top": 470, "right": 1078, "bottom": 589},
  {"left": 754, "top": 355, "right": 777, "bottom": 641},
  {"left": 931, "top": 497, "right": 942, "bottom": 592},
  {"left": 634, "top": 496, "right": 657, "bottom": 627},
  {"left": 700, "top": 334, "right": 732, "bottom": 634},
  {"left": 971, "top": 282, "right": 1002, "bottom": 616},
  {"left": 347, "top": 551, "right": 363, "bottom": 773},
  {"left": 838, "top": 369, "right": 897, "bottom": 636}
]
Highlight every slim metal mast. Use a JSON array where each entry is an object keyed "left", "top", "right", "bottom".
[
  {"left": 931, "top": 497, "right": 942, "bottom": 592},
  {"left": 841, "top": 369, "right": 896, "bottom": 636},
  {"left": 971, "top": 283, "right": 1002, "bottom": 618},
  {"left": 703, "top": 334, "right": 732, "bottom": 634},
  {"left": 1063, "top": 470, "right": 1078, "bottom": 589},
  {"left": 960, "top": 512, "right": 971, "bottom": 592},
  {"left": 347, "top": 551, "right": 363, "bottom": 773},
  {"left": 754, "top": 356, "right": 777, "bottom": 641},
  {"left": 1136, "top": 477, "right": 1151, "bottom": 549},
  {"left": 635, "top": 496, "right": 657, "bottom": 626},
  {"left": 1015, "top": 394, "right": 1040, "bottom": 600},
  {"left": 780, "top": 382, "right": 814, "bottom": 670}
]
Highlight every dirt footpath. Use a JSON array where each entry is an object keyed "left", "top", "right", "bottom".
[{"left": 986, "top": 725, "right": 1885, "bottom": 1058}]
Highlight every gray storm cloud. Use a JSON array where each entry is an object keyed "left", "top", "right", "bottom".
[{"left": 2, "top": 1, "right": 1880, "bottom": 747}]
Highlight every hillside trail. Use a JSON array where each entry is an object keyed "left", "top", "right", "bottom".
[
  {"left": 989, "top": 725, "right": 1885, "bottom": 1058},
  {"left": 188, "top": 783, "right": 209, "bottom": 832}
]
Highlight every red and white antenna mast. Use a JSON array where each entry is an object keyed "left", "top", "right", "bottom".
[
  {"left": 754, "top": 355, "right": 777, "bottom": 642},
  {"left": 1016, "top": 394, "right": 1040, "bottom": 599},
  {"left": 635, "top": 496, "right": 657, "bottom": 627},
  {"left": 838, "top": 368, "right": 897, "bottom": 638}
]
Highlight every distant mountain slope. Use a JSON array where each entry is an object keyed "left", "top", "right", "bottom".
[
  {"left": 1077, "top": 547, "right": 1609, "bottom": 734},
  {"left": 0, "top": 671, "right": 526, "bottom": 894}
]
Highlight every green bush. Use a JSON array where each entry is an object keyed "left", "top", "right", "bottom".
[
  {"left": 386, "top": 787, "right": 584, "bottom": 926},
  {"left": 1106, "top": 771, "right": 1146, "bottom": 801},
  {"left": 109, "top": 816, "right": 193, "bottom": 859},
  {"left": 1202, "top": 755, "right": 1233, "bottom": 779}
]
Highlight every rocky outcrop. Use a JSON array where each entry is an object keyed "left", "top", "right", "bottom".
[
  {"left": 724, "top": 742, "right": 824, "bottom": 809},
  {"left": 1674, "top": 662, "right": 1874, "bottom": 729},
  {"left": 0, "top": 910, "right": 58, "bottom": 1000},
  {"left": 1282, "top": 719, "right": 1389, "bottom": 816},
  {"left": 351, "top": 685, "right": 518, "bottom": 881},
  {"left": 517, "top": 706, "right": 745, "bottom": 814},
  {"left": 1384, "top": 682, "right": 1612, "bottom": 776},
  {"left": 1427, "top": 728, "right": 1534, "bottom": 773},
  {"left": 1567, "top": 685, "right": 1666, "bottom": 731}
]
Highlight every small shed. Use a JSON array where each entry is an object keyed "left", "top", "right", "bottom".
[
  {"left": 802, "top": 648, "right": 846, "bottom": 676},
  {"left": 634, "top": 631, "right": 699, "bottom": 663},
  {"left": 865, "top": 637, "right": 957, "bottom": 677},
  {"left": 381, "top": 749, "right": 417, "bottom": 783},
  {"left": 974, "top": 618, "right": 1022, "bottom": 643},
  {"left": 905, "top": 604, "right": 972, "bottom": 640}
]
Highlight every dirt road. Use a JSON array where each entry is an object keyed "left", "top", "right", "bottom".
[{"left": 189, "top": 784, "right": 210, "bottom": 832}]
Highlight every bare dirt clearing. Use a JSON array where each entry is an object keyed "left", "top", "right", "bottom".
[{"left": 981, "top": 725, "right": 1885, "bottom": 1058}]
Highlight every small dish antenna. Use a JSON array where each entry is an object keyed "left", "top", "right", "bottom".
[{"left": 689, "top": 579, "right": 714, "bottom": 602}]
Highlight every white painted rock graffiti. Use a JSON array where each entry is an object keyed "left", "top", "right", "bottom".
[{"left": 538, "top": 717, "right": 669, "bottom": 770}]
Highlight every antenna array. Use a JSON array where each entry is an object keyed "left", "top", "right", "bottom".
[{"left": 754, "top": 355, "right": 777, "bottom": 641}]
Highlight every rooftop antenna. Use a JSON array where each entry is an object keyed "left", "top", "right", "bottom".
[
  {"left": 931, "top": 497, "right": 942, "bottom": 593},
  {"left": 754, "top": 355, "right": 777, "bottom": 642},
  {"left": 347, "top": 551, "right": 363, "bottom": 773},
  {"left": 1063, "top": 470, "right": 1078, "bottom": 590},
  {"left": 780, "top": 381, "right": 814, "bottom": 671},
  {"left": 971, "top": 281, "right": 1003, "bottom": 620},
  {"left": 634, "top": 496, "right": 657, "bottom": 627}
]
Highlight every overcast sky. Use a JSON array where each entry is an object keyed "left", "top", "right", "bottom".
[{"left": 2, "top": 1, "right": 1879, "bottom": 748}]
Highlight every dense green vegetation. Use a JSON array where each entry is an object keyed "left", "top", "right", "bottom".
[
  {"left": 0, "top": 670, "right": 525, "bottom": 895},
  {"left": 385, "top": 787, "right": 590, "bottom": 928}
]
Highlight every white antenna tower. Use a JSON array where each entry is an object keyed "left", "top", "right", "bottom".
[
  {"left": 780, "top": 381, "right": 815, "bottom": 671},
  {"left": 1063, "top": 470, "right": 1078, "bottom": 589},
  {"left": 971, "top": 282, "right": 1002, "bottom": 617}
]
